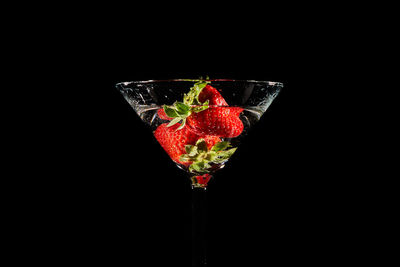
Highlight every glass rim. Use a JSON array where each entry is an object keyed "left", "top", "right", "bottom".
[{"left": 116, "top": 79, "right": 283, "bottom": 87}]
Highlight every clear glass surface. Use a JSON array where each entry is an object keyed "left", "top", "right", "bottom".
[
  {"left": 116, "top": 79, "right": 282, "bottom": 178},
  {"left": 116, "top": 79, "right": 282, "bottom": 266}
]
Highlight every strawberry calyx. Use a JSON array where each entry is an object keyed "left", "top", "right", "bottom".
[
  {"left": 180, "top": 138, "right": 237, "bottom": 174},
  {"left": 163, "top": 81, "right": 211, "bottom": 130}
]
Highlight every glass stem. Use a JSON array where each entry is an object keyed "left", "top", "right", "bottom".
[{"left": 192, "top": 186, "right": 207, "bottom": 266}]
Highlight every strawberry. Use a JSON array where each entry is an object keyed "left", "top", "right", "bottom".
[
  {"left": 198, "top": 85, "right": 228, "bottom": 106},
  {"left": 154, "top": 80, "right": 241, "bottom": 174},
  {"left": 159, "top": 81, "right": 244, "bottom": 138},
  {"left": 154, "top": 123, "right": 221, "bottom": 166},
  {"left": 159, "top": 82, "right": 230, "bottom": 130},
  {"left": 191, "top": 174, "right": 212, "bottom": 188},
  {"left": 186, "top": 107, "right": 244, "bottom": 138},
  {"left": 157, "top": 108, "right": 172, "bottom": 120},
  {"left": 159, "top": 85, "right": 227, "bottom": 121}
]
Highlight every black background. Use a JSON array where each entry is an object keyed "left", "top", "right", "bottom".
[
  {"left": 57, "top": 45, "right": 359, "bottom": 266},
  {"left": 14, "top": 9, "right": 383, "bottom": 265}
]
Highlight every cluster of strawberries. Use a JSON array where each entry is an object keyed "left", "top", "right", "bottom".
[{"left": 154, "top": 84, "right": 244, "bottom": 170}]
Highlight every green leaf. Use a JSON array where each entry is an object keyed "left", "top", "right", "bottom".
[
  {"left": 185, "top": 145, "right": 198, "bottom": 156},
  {"left": 189, "top": 161, "right": 203, "bottom": 172},
  {"left": 189, "top": 161, "right": 210, "bottom": 173},
  {"left": 214, "top": 147, "right": 237, "bottom": 162},
  {"left": 179, "top": 154, "right": 192, "bottom": 162},
  {"left": 192, "top": 106, "right": 208, "bottom": 113},
  {"left": 195, "top": 138, "right": 205, "bottom": 145},
  {"left": 183, "top": 81, "right": 210, "bottom": 106},
  {"left": 167, "top": 117, "right": 182, "bottom": 127},
  {"left": 205, "top": 151, "right": 218, "bottom": 161},
  {"left": 203, "top": 161, "right": 212, "bottom": 169},
  {"left": 192, "top": 100, "right": 209, "bottom": 113},
  {"left": 163, "top": 105, "right": 179, "bottom": 118},
  {"left": 176, "top": 119, "right": 186, "bottom": 130},
  {"left": 163, "top": 80, "right": 213, "bottom": 132},
  {"left": 195, "top": 139, "right": 208, "bottom": 152},
  {"left": 185, "top": 145, "right": 194, "bottom": 154},
  {"left": 175, "top": 102, "right": 191, "bottom": 115},
  {"left": 211, "top": 141, "right": 231, "bottom": 152}
]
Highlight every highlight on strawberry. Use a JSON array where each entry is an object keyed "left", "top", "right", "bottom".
[{"left": 186, "top": 107, "right": 244, "bottom": 138}]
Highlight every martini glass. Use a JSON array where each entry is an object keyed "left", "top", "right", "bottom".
[{"left": 116, "top": 79, "right": 282, "bottom": 266}]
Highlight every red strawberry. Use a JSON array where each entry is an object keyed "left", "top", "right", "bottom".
[
  {"left": 154, "top": 123, "right": 221, "bottom": 165},
  {"left": 198, "top": 85, "right": 228, "bottom": 106},
  {"left": 186, "top": 107, "right": 244, "bottom": 138},
  {"left": 191, "top": 174, "right": 212, "bottom": 188},
  {"left": 157, "top": 108, "right": 172, "bottom": 120}
]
